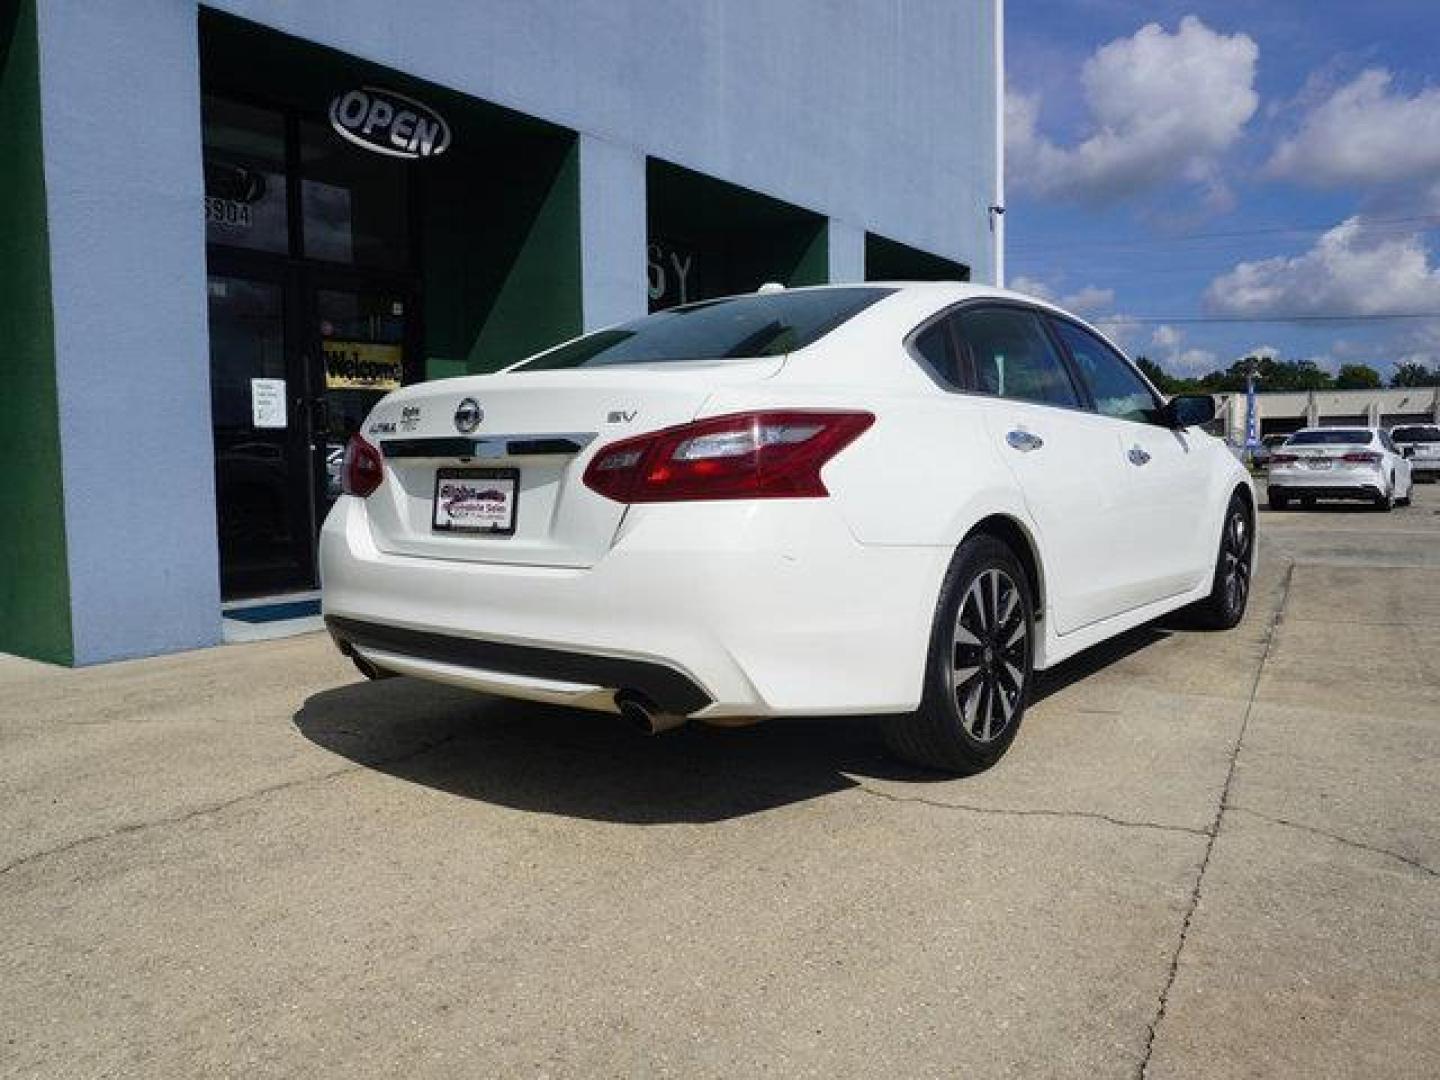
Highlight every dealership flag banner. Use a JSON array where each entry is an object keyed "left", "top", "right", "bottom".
[{"left": 1245, "top": 378, "right": 1259, "bottom": 448}]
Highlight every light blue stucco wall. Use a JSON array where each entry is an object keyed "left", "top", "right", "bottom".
[
  {"left": 25, "top": 0, "right": 996, "bottom": 662},
  {"left": 827, "top": 221, "right": 867, "bottom": 285},
  {"left": 207, "top": 0, "right": 1000, "bottom": 283},
  {"left": 577, "top": 135, "right": 648, "bottom": 330},
  {"left": 36, "top": 0, "right": 222, "bottom": 662}
]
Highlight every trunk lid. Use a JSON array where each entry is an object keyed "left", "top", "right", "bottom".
[{"left": 358, "top": 359, "right": 784, "bottom": 567}]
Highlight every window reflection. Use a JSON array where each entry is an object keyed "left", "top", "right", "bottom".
[
  {"left": 202, "top": 97, "right": 289, "bottom": 255},
  {"left": 301, "top": 120, "right": 410, "bottom": 268}
]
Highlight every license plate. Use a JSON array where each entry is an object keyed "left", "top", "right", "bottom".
[
  {"left": 432, "top": 468, "right": 518, "bottom": 535},
  {"left": 1304, "top": 459, "right": 1332, "bottom": 470}
]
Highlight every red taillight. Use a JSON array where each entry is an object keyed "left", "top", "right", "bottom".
[
  {"left": 583, "top": 410, "right": 875, "bottom": 504},
  {"left": 342, "top": 434, "right": 385, "bottom": 497},
  {"left": 1269, "top": 453, "right": 1298, "bottom": 464},
  {"left": 1341, "top": 451, "right": 1382, "bottom": 464}
]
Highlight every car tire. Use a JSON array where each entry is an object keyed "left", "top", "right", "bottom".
[
  {"left": 884, "top": 534, "right": 1034, "bottom": 774},
  {"left": 1190, "top": 491, "right": 1254, "bottom": 631},
  {"left": 1268, "top": 489, "right": 1288, "bottom": 511},
  {"left": 1376, "top": 484, "right": 1395, "bottom": 512}
]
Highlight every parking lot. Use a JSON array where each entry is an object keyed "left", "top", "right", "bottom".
[{"left": 3, "top": 485, "right": 1438, "bottom": 1079}]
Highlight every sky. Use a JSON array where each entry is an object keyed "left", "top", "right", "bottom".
[{"left": 1004, "top": 0, "right": 1440, "bottom": 380}]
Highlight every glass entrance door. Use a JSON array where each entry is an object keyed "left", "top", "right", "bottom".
[
  {"left": 207, "top": 273, "right": 313, "bottom": 597},
  {"left": 207, "top": 271, "right": 414, "bottom": 599}
]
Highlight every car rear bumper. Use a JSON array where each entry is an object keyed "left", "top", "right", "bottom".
[
  {"left": 1268, "top": 465, "right": 1385, "bottom": 498},
  {"left": 1268, "top": 478, "right": 1384, "bottom": 500},
  {"left": 319, "top": 496, "right": 948, "bottom": 718}
]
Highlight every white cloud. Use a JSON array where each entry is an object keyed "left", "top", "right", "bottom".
[
  {"left": 1008, "top": 274, "right": 1054, "bottom": 300},
  {"left": 1267, "top": 69, "right": 1440, "bottom": 188},
  {"left": 1151, "top": 324, "right": 1182, "bottom": 349},
  {"left": 1063, "top": 285, "right": 1116, "bottom": 314},
  {"left": 1389, "top": 320, "right": 1440, "bottom": 369},
  {"left": 1205, "top": 217, "right": 1440, "bottom": 317},
  {"left": 1144, "top": 323, "right": 1218, "bottom": 375},
  {"left": 1090, "top": 313, "right": 1143, "bottom": 353},
  {"left": 1008, "top": 276, "right": 1114, "bottom": 315},
  {"left": 1007, "top": 16, "right": 1258, "bottom": 206}
]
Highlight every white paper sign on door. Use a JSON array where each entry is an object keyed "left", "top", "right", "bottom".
[{"left": 251, "top": 378, "right": 287, "bottom": 429}]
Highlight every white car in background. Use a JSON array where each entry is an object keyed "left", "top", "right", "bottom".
[
  {"left": 1267, "top": 427, "right": 1413, "bottom": 511},
  {"left": 1389, "top": 423, "right": 1440, "bottom": 482},
  {"left": 321, "top": 284, "right": 1255, "bottom": 773}
]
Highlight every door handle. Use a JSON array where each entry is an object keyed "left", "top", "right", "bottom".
[
  {"left": 1128, "top": 444, "right": 1152, "bottom": 466},
  {"left": 1006, "top": 430, "right": 1044, "bottom": 453}
]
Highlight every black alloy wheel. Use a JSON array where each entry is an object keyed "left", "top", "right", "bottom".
[
  {"left": 884, "top": 534, "right": 1034, "bottom": 773},
  {"left": 1191, "top": 492, "right": 1253, "bottom": 630}
]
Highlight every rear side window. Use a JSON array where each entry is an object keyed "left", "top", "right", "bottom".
[
  {"left": 910, "top": 321, "right": 961, "bottom": 386},
  {"left": 514, "top": 287, "right": 894, "bottom": 370},
  {"left": 1049, "top": 318, "right": 1160, "bottom": 424},
  {"left": 951, "top": 307, "right": 1081, "bottom": 408},
  {"left": 1287, "top": 430, "right": 1373, "bottom": 445}
]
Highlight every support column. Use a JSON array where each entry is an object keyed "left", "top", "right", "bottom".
[
  {"left": 827, "top": 219, "right": 866, "bottom": 284},
  {"left": 578, "top": 135, "right": 647, "bottom": 330},
  {"left": 37, "top": 0, "right": 221, "bottom": 662}
]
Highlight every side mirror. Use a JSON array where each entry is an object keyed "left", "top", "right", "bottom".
[
  {"left": 1403, "top": 446, "right": 1415, "bottom": 458},
  {"left": 1163, "top": 393, "right": 1217, "bottom": 429}
]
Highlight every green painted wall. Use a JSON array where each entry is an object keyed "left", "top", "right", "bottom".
[
  {"left": 423, "top": 136, "right": 583, "bottom": 378},
  {"left": 646, "top": 159, "right": 829, "bottom": 305},
  {"left": 0, "top": 0, "right": 73, "bottom": 664}
]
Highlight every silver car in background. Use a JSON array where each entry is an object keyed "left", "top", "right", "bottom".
[
  {"left": 1389, "top": 423, "right": 1440, "bottom": 483},
  {"left": 1267, "top": 427, "right": 1413, "bottom": 511}
]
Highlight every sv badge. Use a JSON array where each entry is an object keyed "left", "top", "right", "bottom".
[{"left": 607, "top": 410, "right": 637, "bottom": 424}]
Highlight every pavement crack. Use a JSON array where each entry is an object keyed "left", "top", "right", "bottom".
[
  {"left": 1228, "top": 806, "right": 1438, "bottom": 879},
  {"left": 0, "top": 731, "right": 462, "bottom": 881},
  {"left": 1136, "top": 559, "right": 1296, "bottom": 1080},
  {"left": 853, "top": 784, "right": 1210, "bottom": 837}
]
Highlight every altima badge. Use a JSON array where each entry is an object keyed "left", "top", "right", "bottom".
[{"left": 454, "top": 398, "right": 483, "bottom": 433}]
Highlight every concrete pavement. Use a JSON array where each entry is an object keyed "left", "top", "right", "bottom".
[{"left": 2, "top": 486, "right": 1437, "bottom": 1078}]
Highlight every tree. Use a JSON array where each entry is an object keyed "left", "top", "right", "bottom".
[
  {"left": 1391, "top": 362, "right": 1439, "bottom": 388},
  {"left": 1335, "top": 363, "right": 1382, "bottom": 389},
  {"left": 1134, "top": 355, "right": 1175, "bottom": 393}
]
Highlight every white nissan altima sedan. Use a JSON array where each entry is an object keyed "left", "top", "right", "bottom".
[{"left": 320, "top": 284, "right": 1254, "bottom": 772}]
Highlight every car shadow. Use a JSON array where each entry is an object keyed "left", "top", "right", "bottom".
[{"left": 293, "top": 622, "right": 1172, "bottom": 825}]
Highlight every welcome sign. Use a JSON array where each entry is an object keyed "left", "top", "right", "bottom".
[{"left": 323, "top": 341, "right": 404, "bottom": 390}]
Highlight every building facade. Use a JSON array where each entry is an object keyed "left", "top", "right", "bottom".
[
  {"left": 1214, "top": 387, "right": 1440, "bottom": 445},
  {"left": 1, "top": 0, "right": 1002, "bottom": 665}
]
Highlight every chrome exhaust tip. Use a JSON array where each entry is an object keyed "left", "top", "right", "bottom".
[
  {"left": 351, "top": 654, "right": 393, "bottom": 681},
  {"left": 614, "top": 691, "right": 686, "bottom": 735}
]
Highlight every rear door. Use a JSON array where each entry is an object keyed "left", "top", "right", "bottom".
[
  {"left": 1047, "top": 317, "right": 1213, "bottom": 602},
  {"left": 943, "top": 304, "right": 1137, "bottom": 634}
]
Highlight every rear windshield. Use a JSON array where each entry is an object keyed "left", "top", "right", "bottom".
[
  {"left": 1391, "top": 426, "right": 1440, "bottom": 443},
  {"left": 1286, "top": 429, "right": 1372, "bottom": 446},
  {"left": 514, "top": 288, "right": 895, "bottom": 370}
]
